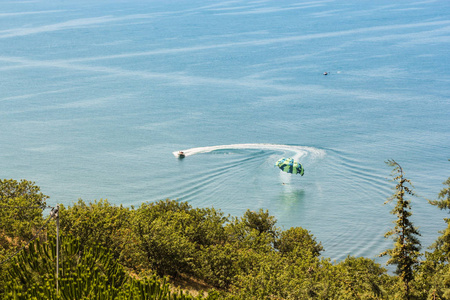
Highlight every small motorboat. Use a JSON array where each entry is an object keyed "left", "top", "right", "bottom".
[
  {"left": 177, "top": 151, "right": 185, "bottom": 158},
  {"left": 323, "top": 72, "right": 328, "bottom": 75}
]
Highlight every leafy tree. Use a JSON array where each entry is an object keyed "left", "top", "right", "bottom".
[
  {"left": 225, "top": 209, "right": 279, "bottom": 251},
  {"left": 133, "top": 199, "right": 227, "bottom": 247},
  {"left": 134, "top": 212, "right": 196, "bottom": 277},
  {"left": 130, "top": 199, "right": 225, "bottom": 277},
  {"left": 197, "top": 242, "right": 240, "bottom": 289},
  {"left": 380, "top": 160, "right": 421, "bottom": 299},
  {"left": 0, "top": 179, "right": 49, "bottom": 297},
  {"left": 0, "top": 179, "right": 48, "bottom": 246},
  {"left": 56, "top": 199, "right": 132, "bottom": 265},
  {"left": 275, "top": 226, "right": 324, "bottom": 259},
  {"left": 228, "top": 250, "right": 289, "bottom": 300},
  {"left": 242, "top": 209, "right": 278, "bottom": 238},
  {"left": 334, "top": 256, "right": 392, "bottom": 299},
  {"left": 186, "top": 206, "right": 228, "bottom": 247}
]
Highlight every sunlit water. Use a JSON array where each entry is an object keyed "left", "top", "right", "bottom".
[{"left": 1, "top": 0, "right": 449, "bottom": 264}]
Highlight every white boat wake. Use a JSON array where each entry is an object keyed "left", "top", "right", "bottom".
[{"left": 173, "top": 143, "right": 325, "bottom": 160}]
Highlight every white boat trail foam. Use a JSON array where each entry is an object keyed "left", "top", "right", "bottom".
[{"left": 173, "top": 143, "right": 325, "bottom": 160}]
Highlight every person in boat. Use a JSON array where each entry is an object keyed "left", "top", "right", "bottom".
[{"left": 178, "top": 151, "right": 185, "bottom": 157}]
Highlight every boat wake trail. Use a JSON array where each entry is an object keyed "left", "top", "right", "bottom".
[{"left": 173, "top": 143, "right": 325, "bottom": 160}]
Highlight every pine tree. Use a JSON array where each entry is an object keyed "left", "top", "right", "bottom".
[
  {"left": 428, "top": 171, "right": 450, "bottom": 262},
  {"left": 380, "top": 160, "right": 421, "bottom": 299},
  {"left": 420, "top": 171, "right": 450, "bottom": 298}
]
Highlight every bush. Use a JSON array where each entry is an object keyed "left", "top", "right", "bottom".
[
  {"left": 275, "top": 227, "right": 324, "bottom": 258},
  {"left": 57, "top": 199, "right": 132, "bottom": 263}
]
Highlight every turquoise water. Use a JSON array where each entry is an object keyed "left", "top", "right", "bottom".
[{"left": 1, "top": 0, "right": 449, "bottom": 263}]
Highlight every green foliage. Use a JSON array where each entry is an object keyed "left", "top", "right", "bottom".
[
  {"left": 415, "top": 172, "right": 450, "bottom": 299},
  {"left": 428, "top": 173, "right": 450, "bottom": 210},
  {"left": 4, "top": 234, "right": 126, "bottom": 299},
  {"left": 380, "top": 160, "right": 421, "bottom": 299},
  {"left": 225, "top": 209, "right": 279, "bottom": 252},
  {"left": 197, "top": 242, "right": 240, "bottom": 289},
  {"left": 120, "top": 276, "right": 219, "bottom": 300},
  {"left": 334, "top": 256, "right": 392, "bottom": 299},
  {"left": 0, "top": 179, "right": 49, "bottom": 297},
  {"left": 130, "top": 199, "right": 228, "bottom": 278},
  {"left": 428, "top": 174, "right": 450, "bottom": 263},
  {"left": 135, "top": 213, "right": 197, "bottom": 277},
  {"left": 0, "top": 179, "right": 48, "bottom": 247},
  {"left": 0, "top": 179, "right": 48, "bottom": 209},
  {"left": 275, "top": 226, "right": 324, "bottom": 258},
  {"left": 414, "top": 256, "right": 450, "bottom": 300},
  {"left": 242, "top": 209, "right": 278, "bottom": 237},
  {"left": 4, "top": 234, "right": 213, "bottom": 300},
  {"left": 5, "top": 168, "right": 450, "bottom": 299},
  {"left": 56, "top": 199, "right": 131, "bottom": 263},
  {"left": 228, "top": 252, "right": 392, "bottom": 299},
  {"left": 135, "top": 199, "right": 228, "bottom": 247}
]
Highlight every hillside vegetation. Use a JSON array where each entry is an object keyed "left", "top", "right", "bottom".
[{"left": 0, "top": 161, "right": 449, "bottom": 299}]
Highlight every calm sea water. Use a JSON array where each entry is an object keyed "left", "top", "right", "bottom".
[{"left": 1, "top": 0, "right": 449, "bottom": 264}]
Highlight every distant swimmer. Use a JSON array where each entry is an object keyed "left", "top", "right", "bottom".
[{"left": 323, "top": 72, "right": 328, "bottom": 75}]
